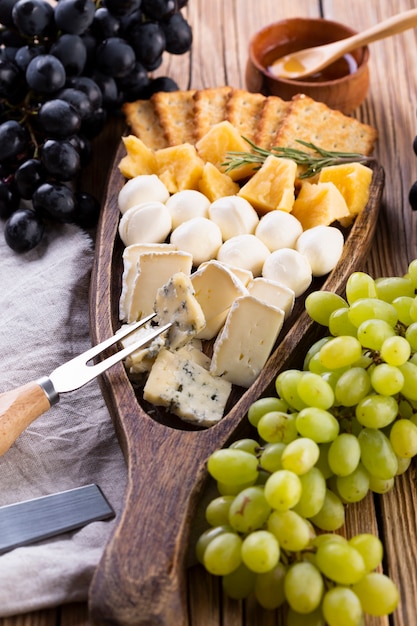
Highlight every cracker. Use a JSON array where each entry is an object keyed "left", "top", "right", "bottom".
[
  {"left": 151, "top": 89, "right": 196, "bottom": 146},
  {"left": 226, "top": 89, "right": 266, "bottom": 144},
  {"left": 193, "top": 86, "right": 233, "bottom": 141},
  {"left": 254, "top": 95, "right": 290, "bottom": 149},
  {"left": 273, "top": 94, "right": 377, "bottom": 155},
  {"left": 122, "top": 100, "right": 168, "bottom": 150}
]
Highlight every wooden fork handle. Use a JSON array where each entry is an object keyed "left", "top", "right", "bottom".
[{"left": 0, "top": 380, "right": 52, "bottom": 455}]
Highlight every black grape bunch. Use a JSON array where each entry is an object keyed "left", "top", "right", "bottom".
[{"left": 0, "top": 0, "right": 192, "bottom": 252}]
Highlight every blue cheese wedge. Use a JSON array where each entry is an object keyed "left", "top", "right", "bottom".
[
  {"left": 191, "top": 260, "right": 248, "bottom": 339},
  {"left": 127, "top": 250, "right": 193, "bottom": 323},
  {"left": 154, "top": 272, "right": 206, "bottom": 349},
  {"left": 143, "top": 348, "right": 232, "bottom": 426},
  {"left": 120, "top": 243, "right": 177, "bottom": 321},
  {"left": 210, "top": 295, "right": 285, "bottom": 388}
]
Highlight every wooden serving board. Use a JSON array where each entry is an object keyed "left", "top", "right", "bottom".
[{"left": 88, "top": 140, "right": 385, "bottom": 626}]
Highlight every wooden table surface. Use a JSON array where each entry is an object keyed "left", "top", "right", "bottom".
[{"left": 3, "top": 0, "right": 417, "bottom": 624}]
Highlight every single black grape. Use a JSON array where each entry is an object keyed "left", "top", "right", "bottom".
[
  {"left": 14, "top": 44, "right": 46, "bottom": 72},
  {"left": 54, "top": 0, "right": 96, "bottom": 36},
  {"left": 91, "top": 71, "right": 121, "bottom": 110},
  {"left": 5, "top": 207, "right": 45, "bottom": 252},
  {"left": 128, "top": 22, "right": 166, "bottom": 70},
  {"left": 40, "top": 139, "right": 81, "bottom": 180},
  {"left": 145, "top": 75, "right": 179, "bottom": 97},
  {"left": 68, "top": 134, "right": 92, "bottom": 166},
  {"left": 0, "top": 58, "right": 24, "bottom": 100},
  {"left": 37, "top": 98, "right": 82, "bottom": 138},
  {"left": 0, "top": 0, "right": 17, "bottom": 28},
  {"left": 161, "top": 12, "right": 193, "bottom": 55},
  {"left": 95, "top": 37, "right": 136, "bottom": 78},
  {"left": 12, "top": 0, "right": 54, "bottom": 37},
  {"left": 73, "top": 191, "right": 100, "bottom": 228},
  {"left": 14, "top": 158, "right": 45, "bottom": 199},
  {"left": 141, "top": 0, "right": 175, "bottom": 20},
  {"left": 409, "top": 181, "right": 417, "bottom": 211},
  {"left": 26, "top": 54, "right": 66, "bottom": 94},
  {"left": 0, "top": 120, "right": 28, "bottom": 162},
  {"left": 80, "top": 106, "right": 107, "bottom": 139},
  {"left": 50, "top": 33, "right": 87, "bottom": 76},
  {"left": 91, "top": 8, "right": 121, "bottom": 39},
  {"left": 67, "top": 75, "right": 103, "bottom": 109},
  {"left": 117, "top": 61, "right": 149, "bottom": 101},
  {"left": 32, "top": 181, "right": 77, "bottom": 223},
  {"left": 413, "top": 135, "right": 417, "bottom": 157},
  {"left": 57, "top": 87, "right": 94, "bottom": 121},
  {"left": 0, "top": 178, "right": 20, "bottom": 219}
]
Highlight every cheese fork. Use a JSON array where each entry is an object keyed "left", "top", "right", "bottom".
[{"left": 0, "top": 313, "right": 171, "bottom": 456}]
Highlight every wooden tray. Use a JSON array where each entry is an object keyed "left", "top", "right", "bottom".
[{"left": 88, "top": 140, "right": 385, "bottom": 626}]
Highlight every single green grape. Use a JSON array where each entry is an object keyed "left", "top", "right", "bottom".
[
  {"left": 295, "top": 407, "right": 339, "bottom": 443},
  {"left": 356, "top": 318, "right": 396, "bottom": 350},
  {"left": 264, "top": 469, "right": 302, "bottom": 510},
  {"left": 328, "top": 306, "right": 358, "bottom": 337},
  {"left": 203, "top": 531, "right": 242, "bottom": 576},
  {"left": 259, "top": 442, "right": 286, "bottom": 472},
  {"left": 229, "top": 438, "right": 260, "bottom": 454},
  {"left": 292, "top": 466, "right": 327, "bottom": 518},
  {"left": 195, "top": 524, "right": 235, "bottom": 563},
  {"left": 355, "top": 394, "right": 398, "bottom": 429},
  {"left": 247, "top": 396, "right": 288, "bottom": 427},
  {"left": 389, "top": 418, "right": 417, "bottom": 458},
  {"left": 396, "top": 455, "right": 412, "bottom": 475},
  {"left": 240, "top": 529, "right": 280, "bottom": 573},
  {"left": 305, "top": 290, "right": 348, "bottom": 326},
  {"left": 207, "top": 448, "right": 259, "bottom": 485},
  {"left": 296, "top": 371, "right": 335, "bottom": 410},
  {"left": 319, "top": 335, "right": 363, "bottom": 369},
  {"left": 370, "top": 363, "right": 404, "bottom": 396},
  {"left": 216, "top": 478, "right": 256, "bottom": 496},
  {"left": 281, "top": 437, "right": 320, "bottom": 475},
  {"left": 328, "top": 433, "right": 361, "bottom": 476},
  {"left": 267, "top": 508, "right": 313, "bottom": 552},
  {"left": 336, "top": 463, "right": 370, "bottom": 504},
  {"left": 254, "top": 561, "right": 287, "bottom": 610},
  {"left": 405, "top": 322, "right": 417, "bottom": 351},
  {"left": 358, "top": 428, "right": 398, "bottom": 479},
  {"left": 399, "top": 361, "right": 417, "bottom": 401},
  {"left": 375, "top": 275, "right": 415, "bottom": 302},
  {"left": 257, "top": 410, "right": 298, "bottom": 444},
  {"left": 221, "top": 562, "right": 256, "bottom": 599},
  {"left": 407, "top": 259, "right": 417, "bottom": 288},
  {"left": 322, "top": 586, "right": 363, "bottom": 626},
  {"left": 314, "top": 442, "right": 334, "bottom": 480},
  {"left": 380, "top": 335, "right": 411, "bottom": 366},
  {"left": 205, "top": 495, "right": 235, "bottom": 526},
  {"left": 392, "top": 295, "right": 415, "bottom": 325},
  {"left": 316, "top": 541, "right": 365, "bottom": 585},
  {"left": 368, "top": 474, "right": 395, "bottom": 494},
  {"left": 345, "top": 271, "right": 377, "bottom": 303},
  {"left": 334, "top": 367, "right": 371, "bottom": 406},
  {"left": 352, "top": 572, "right": 399, "bottom": 616},
  {"left": 348, "top": 533, "right": 383, "bottom": 573},
  {"left": 309, "top": 488, "right": 345, "bottom": 531},
  {"left": 348, "top": 297, "right": 398, "bottom": 327},
  {"left": 275, "top": 369, "right": 308, "bottom": 411},
  {"left": 284, "top": 561, "right": 324, "bottom": 614},
  {"left": 311, "top": 533, "right": 347, "bottom": 549},
  {"left": 228, "top": 486, "right": 271, "bottom": 533}
]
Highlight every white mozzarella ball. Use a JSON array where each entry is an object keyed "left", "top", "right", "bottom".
[
  {"left": 118, "top": 175, "right": 170, "bottom": 214},
  {"left": 208, "top": 195, "right": 259, "bottom": 240},
  {"left": 262, "top": 248, "right": 312, "bottom": 297},
  {"left": 295, "top": 225, "right": 344, "bottom": 276},
  {"left": 217, "top": 234, "right": 270, "bottom": 276},
  {"left": 170, "top": 217, "right": 222, "bottom": 266},
  {"left": 165, "top": 190, "right": 210, "bottom": 229},
  {"left": 118, "top": 201, "right": 172, "bottom": 246},
  {"left": 255, "top": 210, "right": 303, "bottom": 251}
]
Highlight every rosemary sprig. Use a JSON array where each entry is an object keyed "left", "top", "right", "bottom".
[{"left": 223, "top": 137, "right": 374, "bottom": 179}]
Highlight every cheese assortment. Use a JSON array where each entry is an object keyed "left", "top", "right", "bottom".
[{"left": 115, "top": 90, "right": 377, "bottom": 426}]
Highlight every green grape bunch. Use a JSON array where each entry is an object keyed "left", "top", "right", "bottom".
[{"left": 193, "top": 260, "right": 417, "bottom": 624}]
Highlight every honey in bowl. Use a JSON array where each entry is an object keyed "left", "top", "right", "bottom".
[{"left": 268, "top": 52, "right": 359, "bottom": 83}]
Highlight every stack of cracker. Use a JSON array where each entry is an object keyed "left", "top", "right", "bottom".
[{"left": 122, "top": 87, "right": 377, "bottom": 155}]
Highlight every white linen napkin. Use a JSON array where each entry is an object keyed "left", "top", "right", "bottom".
[{"left": 0, "top": 221, "right": 127, "bottom": 617}]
